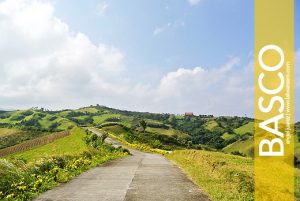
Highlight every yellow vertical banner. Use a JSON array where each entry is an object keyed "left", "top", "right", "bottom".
[{"left": 255, "top": 0, "right": 294, "bottom": 200}]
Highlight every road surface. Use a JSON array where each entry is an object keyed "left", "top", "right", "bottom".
[{"left": 34, "top": 129, "right": 210, "bottom": 201}]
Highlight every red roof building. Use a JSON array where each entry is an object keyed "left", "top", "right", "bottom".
[{"left": 184, "top": 112, "right": 194, "bottom": 116}]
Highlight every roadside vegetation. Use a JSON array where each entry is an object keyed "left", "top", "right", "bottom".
[
  {"left": 167, "top": 149, "right": 300, "bottom": 201},
  {"left": 0, "top": 127, "right": 129, "bottom": 200},
  {"left": 167, "top": 150, "right": 254, "bottom": 201},
  {"left": 1, "top": 106, "right": 299, "bottom": 200}
]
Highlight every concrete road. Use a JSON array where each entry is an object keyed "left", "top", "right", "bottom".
[{"left": 34, "top": 129, "right": 210, "bottom": 201}]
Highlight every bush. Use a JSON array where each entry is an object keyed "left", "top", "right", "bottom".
[
  {"left": 0, "top": 147, "right": 128, "bottom": 200},
  {"left": 231, "top": 151, "right": 246, "bottom": 157}
]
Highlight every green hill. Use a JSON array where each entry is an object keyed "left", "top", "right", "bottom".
[
  {"left": 222, "top": 137, "right": 254, "bottom": 157},
  {"left": 7, "top": 128, "right": 86, "bottom": 161},
  {"left": 234, "top": 122, "right": 254, "bottom": 135},
  {"left": 0, "top": 105, "right": 255, "bottom": 152}
]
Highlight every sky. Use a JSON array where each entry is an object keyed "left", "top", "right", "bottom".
[{"left": 0, "top": 0, "right": 299, "bottom": 119}]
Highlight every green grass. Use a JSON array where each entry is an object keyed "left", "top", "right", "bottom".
[
  {"left": 146, "top": 127, "right": 187, "bottom": 137},
  {"left": 0, "top": 128, "right": 21, "bottom": 137},
  {"left": 204, "top": 120, "right": 218, "bottom": 130},
  {"left": 93, "top": 114, "right": 133, "bottom": 128},
  {"left": 222, "top": 138, "right": 254, "bottom": 157},
  {"left": 93, "top": 114, "right": 121, "bottom": 124},
  {"left": 0, "top": 128, "right": 128, "bottom": 200},
  {"left": 167, "top": 150, "right": 254, "bottom": 201},
  {"left": 234, "top": 122, "right": 254, "bottom": 135},
  {"left": 8, "top": 127, "right": 88, "bottom": 161},
  {"left": 101, "top": 125, "right": 127, "bottom": 136},
  {"left": 167, "top": 150, "right": 300, "bottom": 201},
  {"left": 221, "top": 132, "right": 236, "bottom": 140},
  {"left": 77, "top": 107, "right": 99, "bottom": 114}
]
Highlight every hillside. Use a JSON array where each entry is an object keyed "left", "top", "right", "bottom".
[
  {"left": 2, "top": 105, "right": 299, "bottom": 159},
  {"left": 0, "top": 105, "right": 254, "bottom": 152},
  {"left": 1, "top": 106, "right": 299, "bottom": 200},
  {"left": 223, "top": 122, "right": 300, "bottom": 158},
  {"left": 167, "top": 149, "right": 300, "bottom": 201},
  {"left": 0, "top": 127, "right": 128, "bottom": 200},
  {"left": 167, "top": 150, "right": 254, "bottom": 201}
]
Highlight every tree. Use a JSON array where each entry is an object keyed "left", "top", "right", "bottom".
[{"left": 139, "top": 119, "right": 147, "bottom": 133}]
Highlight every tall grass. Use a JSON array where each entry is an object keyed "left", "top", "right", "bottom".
[
  {"left": 0, "top": 128, "right": 128, "bottom": 200},
  {"left": 167, "top": 150, "right": 254, "bottom": 201}
]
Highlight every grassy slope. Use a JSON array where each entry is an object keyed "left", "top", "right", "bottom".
[
  {"left": 146, "top": 127, "right": 188, "bottom": 137},
  {"left": 203, "top": 120, "right": 218, "bottom": 130},
  {"left": 296, "top": 136, "right": 300, "bottom": 160},
  {"left": 167, "top": 150, "right": 300, "bottom": 201},
  {"left": 234, "top": 122, "right": 254, "bottom": 135},
  {"left": 222, "top": 138, "right": 254, "bottom": 157},
  {"left": 167, "top": 150, "right": 253, "bottom": 201},
  {"left": 0, "top": 110, "right": 75, "bottom": 131},
  {"left": 221, "top": 132, "right": 236, "bottom": 140},
  {"left": 224, "top": 122, "right": 299, "bottom": 158},
  {"left": 8, "top": 127, "right": 87, "bottom": 161},
  {"left": 0, "top": 128, "right": 22, "bottom": 137}
]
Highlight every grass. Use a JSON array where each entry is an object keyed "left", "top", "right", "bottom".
[
  {"left": 8, "top": 127, "right": 88, "bottom": 161},
  {"left": 146, "top": 127, "right": 187, "bottom": 137},
  {"left": 234, "top": 122, "right": 254, "bottom": 135},
  {"left": 166, "top": 150, "right": 254, "bottom": 201},
  {"left": 0, "top": 131, "right": 70, "bottom": 157},
  {"left": 0, "top": 128, "right": 22, "bottom": 137},
  {"left": 101, "top": 128, "right": 167, "bottom": 155},
  {"left": 296, "top": 168, "right": 300, "bottom": 200},
  {"left": 92, "top": 114, "right": 121, "bottom": 124},
  {"left": 222, "top": 138, "right": 254, "bottom": 157},
  {"left": 0, "top": 129, "right": 128, "bottom": 200},
  {"left": 101, "top": 125, "right": 127, "bottom": 136},
  {"left": 167, "top": 149, "right": 300, "bottom": 200},
  {"left": 221, "top": 132, "right": 235, "bottom": 140},
  {"left": 77, "top": 107, "right": 99, "bottom": 114},
  {"left": 204, "top": 120, "right": 218, "bottom": 130}
]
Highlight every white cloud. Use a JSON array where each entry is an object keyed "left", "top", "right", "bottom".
[
  {"left": 187, "top": 0, "right": 202, "bottom": 6},
  {"left": 0, "top": 0, "right": 124, "bottom": 108},
  {"left": 146, "top": 57, "right": 254, "bottom": 116},
  {"left": 96, "top": 1, "right": 109, "bottom": 16},
  {"left": 0, "top": 0, "right": 264, "bottom": 119},
  {"left": 153, "top": 20, "right": 184, "bottom": 36},
  {"left": 153, "top": 23, "right": 171, "bottom": 36}
]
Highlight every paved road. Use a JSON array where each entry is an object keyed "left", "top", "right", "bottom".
[{"left": 34, "top": 129, "right": 210, "bottom": 201}]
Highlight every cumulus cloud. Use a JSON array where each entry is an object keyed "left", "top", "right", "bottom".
[
  {"left": 0, "top": 0, "right": 255, "bottom": 118},
  {"left": 148, "top": 58, "right": 253, "bottom": 117},
  {"left": 187, "top": 0, "right": 202, "bottom": 6},
  {"left": 96, "top": 1, "right": 109, "bottom": 16},
  {"left": 153, "top": 20, "right": 184, "bottom": 36},
  {"left": 0, "top": 0, "right": 124, "bottom": 108}
]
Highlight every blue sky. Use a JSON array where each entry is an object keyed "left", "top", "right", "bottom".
[
  {"left": 0, "top": 0, "right": 298, "bottom": 119},
  {"left": 52, "top": 0, "right": 253, "bottom": 82}
]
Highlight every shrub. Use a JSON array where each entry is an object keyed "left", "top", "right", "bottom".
[
  {"left": 0, "top": 147, "right": 128, "bottom": 200},
  {"left": 231, "top": 151, "right": 246, "bottom": 157}
]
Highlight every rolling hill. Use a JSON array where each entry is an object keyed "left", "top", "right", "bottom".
[
  {"left": 2, "top": 105, "right": 299, "bottom": 159},
  {"left": 0, "top": 105, "right": 256, "bottom": 153}
]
